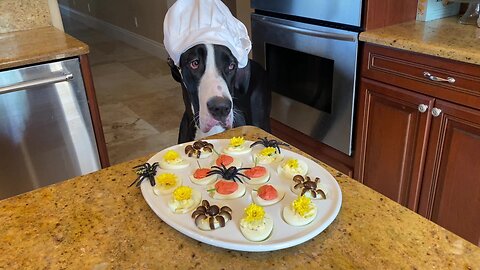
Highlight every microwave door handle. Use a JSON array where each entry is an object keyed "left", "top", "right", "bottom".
[
  {"left": 260, "top": 18, "right": 357, "bottom": 42},
  {"left": 0, "top": 73, "right": 74, "bottom": 95}
]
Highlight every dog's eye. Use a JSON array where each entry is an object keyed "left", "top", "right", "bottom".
[
  {"left": 190, "top": 60, "right": 199, "bottom": 69},
  {"left": 228, "top": 63, "right": 236, "bottom": 71}
]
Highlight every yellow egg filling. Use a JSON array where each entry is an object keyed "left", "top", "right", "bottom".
[
  {"left": 156, "top": 173, "right": 178, "bottom": 188},
  {"left": 229, "top": 136, "right": 245, "bottom": 148},
  {"left": 243, "top": 203, "right": 265, "bottom": 223},
  {"left": 164, "top": 150, "right": 181, "bottom": 163},
  {"left": 292, "top": 196, "right": 315, "bottom": 218},
  {"left": 259, "top": 147, "right": 276, "bottom": 157},
  {"left": 173, "top": 186, "right": 192, "bottom": 201}
]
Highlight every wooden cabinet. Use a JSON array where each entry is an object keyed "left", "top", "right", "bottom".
[{"left": 356, "top": 44, "right": 480, "bottom": 245}]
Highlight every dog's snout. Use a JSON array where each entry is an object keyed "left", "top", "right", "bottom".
[{"left": 207, "top": 97, "right": 232, "bottom": 121}]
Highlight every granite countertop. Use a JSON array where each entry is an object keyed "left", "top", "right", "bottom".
[
  {"left": 0, "top": 26, "right": 88, "bottom": 70},
  {"left": 360, "top": 16, "right": 480, "bottom": 65},
  {"left": 1, "top": 126, "right": 479, "bottom": 269}
]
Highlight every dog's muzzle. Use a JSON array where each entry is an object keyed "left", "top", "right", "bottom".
[{"left": 207, "top": 96, "right": 232, "bottom": 123}]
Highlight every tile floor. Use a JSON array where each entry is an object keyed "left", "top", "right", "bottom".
[{"left": 62, "top": 15, "right": 183, "bottom": 165}]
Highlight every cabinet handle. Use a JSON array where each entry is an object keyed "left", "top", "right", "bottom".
[
  {"left": 423, "top": 72, "right": 455, "bottom": 84},
  {"left": 418, "top": 104, "right": 428, "bottom": 113},
  {"left": 432, "top": 107, "right": 442, "bottom": 117}
]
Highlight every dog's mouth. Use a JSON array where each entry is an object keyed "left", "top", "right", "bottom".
[{"left": 200, "top": 114, "right": 233, "bottom": 133}]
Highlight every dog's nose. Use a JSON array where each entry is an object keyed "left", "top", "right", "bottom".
[{"left": 207, "top": 96, "right": 232, "bottom": 121}]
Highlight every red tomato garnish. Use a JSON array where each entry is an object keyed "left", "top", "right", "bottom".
[
  {"left": 193, "top": 168, "right": 210, "bottom": 179},
  {"left": 257, "top": 185, "right": 278, "bottom": 201},
  {"left": 216, "top": 155, "right": 234, "bottom": 166},
  {"left": 215, "top": 180, "right": 238, "bottom": 195},
  {"left": 245, "top": 166, "right": 267, "bottom": 178}
]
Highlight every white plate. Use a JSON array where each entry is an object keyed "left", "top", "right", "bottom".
[{"left": 140, "top": 139, "right": 342, "bottom": 252}]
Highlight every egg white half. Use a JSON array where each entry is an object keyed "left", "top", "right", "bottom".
[
  {"left": 282, "top": 204, "right": 317, "bottom": 226},
  {"left": 240, "top": 214, "right": 273, "bottom": 242},
  {"left": 189, "top": 172, "right": 217, "bottom": 185},
  {"left": 153, "top": 176, "right": 182, "bottom": 195},
  {"left": 212, "top": 156, "right": 242, "bottom": 168},
  {"left": 168, "top": 189, "right": 201, "bottom": 214},
  {"left": 251, "top": 187, "right": 285, "bottom": 206},
  {"left": 253, "top": 152, "right": 284, "bottom": 165},
  {"left": 209, "top": 181, "right": 246, "bottom": 200},
  {"left": 244, "top": 169, "right": 270, "bottom": 185},
  {"left": 223, "top": 144, "right": 252, "bottom": 155},
  {"left": 277, "top": 159, "right": 308, "bottom": 179},
  {"left": 290, "top": 181, "right": 329, "bottom": 200},
  {"left": 159, "top": 159, "right": 190, "bottom": 170}
]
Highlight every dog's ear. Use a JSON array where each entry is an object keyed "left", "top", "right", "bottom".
[
  {"left": 167, "top": 58, "right": 183, "bottom": 83},
  {"left": 234, "top": 60, "right": 251, "bottom": 95}
]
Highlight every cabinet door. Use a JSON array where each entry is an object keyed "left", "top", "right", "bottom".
[
  {"left": 355, "top": 79, "right": 434, "bottom": 210},
  {"left": 419, "top": 100, "right": 480, "bottom": 246}
]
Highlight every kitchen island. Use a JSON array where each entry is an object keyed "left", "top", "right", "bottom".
[{"left": 1, "top": 126, "right": 479, "bottom": 269}]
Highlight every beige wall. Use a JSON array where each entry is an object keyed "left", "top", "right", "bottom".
[
  {"left": 58, "top": 0, "right": 168, "bottom": 43},
  {"left": 58, "top": 0, "right": 251, "bottom": 45}
]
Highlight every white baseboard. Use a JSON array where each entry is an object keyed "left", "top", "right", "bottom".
[{"left": 59, "top": 5, "right": 169, "bottom": 60}]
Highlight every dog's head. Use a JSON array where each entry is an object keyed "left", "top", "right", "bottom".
[{"left": 170, "top": 44, "right": 239, "bottom": 133}]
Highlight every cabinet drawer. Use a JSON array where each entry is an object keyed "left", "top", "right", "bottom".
[{"left": 361, "top": 44, "right": 480, "bottom": 109}]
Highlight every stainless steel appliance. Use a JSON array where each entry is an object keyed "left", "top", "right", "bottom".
[
  {"left": 0, "top": 59, "right": 101, "bottom": 199},
  {"left": 251, "top": 0, "right": 363, "bottom": 156}
]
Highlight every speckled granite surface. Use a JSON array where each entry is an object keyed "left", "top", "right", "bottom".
[
  {"left": 0, "top": 0, "right": 51, "bottom": 34},
  {"left": 1, "top": 126, "right": 479, "bottom": 269},
  {"left": 360, "top": 17, "right": 480, "bottom": 65},
  {"left": 0, "top": 26, "right": 88, "bottom": 70}
]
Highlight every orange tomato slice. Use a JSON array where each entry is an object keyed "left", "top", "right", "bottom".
[
  {"left": 245, "top": 166, "right": 267, "bottom": 178},
  {"left": 215, "top": 180, "right": 238, "bottom": 195},
  {"left": 257, "top": 185, "right": 278, "bottom": 200},
  {"left": 216, "top": 155, "right": 234, "bottom": 166},
  {"left": 193, "top": 168, "right": 210, "bottom": 179}
]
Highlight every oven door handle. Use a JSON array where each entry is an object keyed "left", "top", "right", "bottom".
[{"left": 259, "top": 17, "right": 357, "bottom": 42}]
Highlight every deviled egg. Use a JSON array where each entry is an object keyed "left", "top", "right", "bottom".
[
  {"left": 208, "top": 179, "right": 246, "bottom": 200},
  {"left": 252, "top": 184, "right": 285, "bottom": 206},
  {"left": 184, "top": 140, "right": 214, "bottom": 159},
  {"left": 214, "top": 154, "right": 242, "bottom": 168},
  {"left": 239, "top": 203, "right": 273, "bottom": 242},
  {"left": 168, "top": 186, "right": 201, "bottom": 214},
  {"left": 243, "top": 166, "right": 270, "bottom": 185},
  {"left": 192, "top": 200, "right": 233, "bottom": 231},
  {"left": 283, "top": 195, "right": 317, "bottom": 226},
  {"left": 159, "top": 150, "right": 189, "bottom": 170},
  {"left": 291, "top": 175, "right": 328, "bottom": 200},
  {"left": 223, "top": 137, "right": 252, "bottom": 155},
  {"left": 188, "top": 168, "right": 217, "bottom": 185},
  {"left": 153, "top": 172, "right": 182, "bottom": 195},
  {"left": 253, "top": 147, "right": 283, "bottom": 165},
  {"left": 278, "top": 158, "right": 308, "bottom": 179}
]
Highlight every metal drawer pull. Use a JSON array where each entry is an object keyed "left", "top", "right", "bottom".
[
  {"left": 432, "top": 107, "right": 442, "bottom": 117},
  {"left": 418, "top": 104, "right": 428, "bottom": 113},
  {"left": 423, "top": 72, "right": 455, "bottom": 84},
  {"left": 0, "top": 73, "right": 73, "bottom": 95}
]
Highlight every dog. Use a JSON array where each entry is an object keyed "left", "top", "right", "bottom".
[{"left": 168, "top": 43, "right": 271, "bottom": 143}]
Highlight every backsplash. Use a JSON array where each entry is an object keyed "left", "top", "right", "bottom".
[{"left": 0, "top": 0, "right": 51, "bottom": 33}]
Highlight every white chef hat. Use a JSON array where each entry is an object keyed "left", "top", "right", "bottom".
[{"left": 163, "top": 0, "right": 251, "bottom": 68}]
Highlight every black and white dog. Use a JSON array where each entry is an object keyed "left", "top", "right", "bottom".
[{"left": 168, "top": 44, "right": 271, "bottom": 143}]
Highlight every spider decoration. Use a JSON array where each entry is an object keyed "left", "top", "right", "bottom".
[
  {"left": 185, "top": 140, "right": 214, "bottom": 158},
  {"left": 129, "top": 162, "right": 159, "bottom": 187},
  {"left": 250, "top": 137, "right": 290, "bottom": 154},
  {"left": 191, "top": 200, "right": 232, "bottom": 230},
  {"left": 206, "top": 164, "right": 250, "bottom": 183},
  {"left": 292, "top": 175, "right": 327, "bottom": 199}
]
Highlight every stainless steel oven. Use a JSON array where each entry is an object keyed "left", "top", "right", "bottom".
[{"left": 251, "top": 0, "right": 363, "bottom": 156}]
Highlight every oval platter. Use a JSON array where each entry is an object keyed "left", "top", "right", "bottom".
[{"left": 140, "top": 139, "right": 342, "bottom": 252}]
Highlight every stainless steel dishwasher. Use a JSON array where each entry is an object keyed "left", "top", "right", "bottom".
[{"left": 0, "top": 58, "right": 101, "bottom": 199}]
